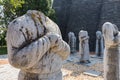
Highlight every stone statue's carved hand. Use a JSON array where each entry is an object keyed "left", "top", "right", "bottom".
[
  {"left": 46, "top": 33, "right": 70, "bottom": 60},
  {"left": 46, "top": 33, "right": 61, "bottom": 47},
  {"left": 83, "top": 36, "right": 89, "bottom": 40},
  {"left": 80, "top": 36, "right": 89, "bottom": 41}
]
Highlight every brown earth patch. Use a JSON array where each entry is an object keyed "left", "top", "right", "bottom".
[{"left": 0, "top": 59, "right": 8, "bottom": 65}]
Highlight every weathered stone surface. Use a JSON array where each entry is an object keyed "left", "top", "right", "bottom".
[
  {"left": 102, "top": 22, "right": 120, "bottom": 80},
  {"left": 79, "top": 30, "right": 90, "bottom": 62},
  {"left": 6, "top": 10, "right": 70, "bottom": 80},
  {"left": 83, "top": 70, "right": 101, "bottom": 77}
]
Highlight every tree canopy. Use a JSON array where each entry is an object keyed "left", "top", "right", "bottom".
[{"left": 0, "top": 0, "right": 56, "bottom": 26}]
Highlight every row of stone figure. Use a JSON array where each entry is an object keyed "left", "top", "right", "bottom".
[{"left": 68, "top": 30, "right": 104, "bottom": 63}]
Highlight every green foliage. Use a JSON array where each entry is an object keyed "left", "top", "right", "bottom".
[
  {"left": 0, "top": 0, "right": 56, "bottom": 26},
  {"left": 0, "top": 46, "right": 7, "bottom": 54},
  {"left": 0, "top": 0, "right": 24, "bottom": 26},
  {"left": 10, "top": 0, "right": 24, "bottom": 8},
  {"left": 0, "top": 27, "right": 7, "bottom": 47},
  {"left": 16, "top": 0, "right": 56, "bottom": 21}
]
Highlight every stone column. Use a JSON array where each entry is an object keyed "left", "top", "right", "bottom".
[
  {"left": 95, "top": 31, "right": 104, "bottom": 57},
  {"left": 6, "top": 10, "right": 70, "bottom": 80},
  {"left": 102, "top": 22, "right": 120, "bottom": 80},
  {"left": 79, "top": 30, "right": 90, "bottom": 63},
  {"left": 68, "top": 32, "right": 76, "bottom": 54}
]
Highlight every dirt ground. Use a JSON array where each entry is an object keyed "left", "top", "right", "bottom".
[
  {"left": 0, "top": 59, "right": 104, "bottom": 80},
  {"left": 0, "top": 59, "right": 8, "bottom": 65},
  {"left": 62, "top": 62, "right": 103, "bottom": 80}
]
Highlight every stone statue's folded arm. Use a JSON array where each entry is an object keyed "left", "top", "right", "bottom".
[
  {"left": 7, "top": 27, "right": 52, "bottom": 69},
  {"left": 82, "top": 36, "right": 89, "bottom": 40},
  {"left": 7, "top": 26, "right": 70, "bottom": 69}
]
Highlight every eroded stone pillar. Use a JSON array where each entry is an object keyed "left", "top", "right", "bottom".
[
  {"left": 79, "top": 30, "right": 90, "bottom": 63},
  {"left": 95, "top": 31, "right": 104, "bottom": 57},
  {"left": 102, "top": 22, "right": 120, "bottom": 80},
  {"left": 68, "top": 32, "right": 76, "bottom": 53},
  {"left": 6, "top": 10, "right": 70, "bottom": 80}
]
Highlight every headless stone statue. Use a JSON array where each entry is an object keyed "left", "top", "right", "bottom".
[
  {"left": 6, "top": 10, "right": 70, "bottom": 80},
  {"left": 102, "top": 22, "right": 120, "bottom": 80},
  {"left": 68, "top": 32, "right": 76, "bottom": 53},
  {"left": 79, "top": 30, "right": 90, "bottom": 63},
  {"left": 95, "top": 31, "right": 104, "bottom": 57}
]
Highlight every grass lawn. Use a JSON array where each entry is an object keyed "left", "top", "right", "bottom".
[{"left": 0, "top": 46, "right": 7, "bottom": 55}]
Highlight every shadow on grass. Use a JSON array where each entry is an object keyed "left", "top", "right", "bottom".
[{"left": 0, "top": 46, "right": 7, "bottom": 55}]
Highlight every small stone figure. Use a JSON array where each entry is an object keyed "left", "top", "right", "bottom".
[
  {"left": 102, "top": 22, "right": 120, "bottom": 80},
  {"left": 79, "top": 30, "right": 90, "bottom": 63},
  {"left": 95, "top": 31, "right": 104, "bottom": 57},
  {"left": 6, "top": 10, "right": 70, "bottom": 80},
  {"left": 68, "top": 32, "right": 76, "bottom": 53}
]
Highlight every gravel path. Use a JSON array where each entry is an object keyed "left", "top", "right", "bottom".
[
  {"left": 0, "top": 54, "right": 7, "bottom": 60},
  {"left": 0, "top": 64, "right": 19, "bottom": 80}
]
